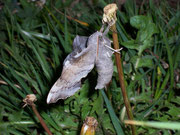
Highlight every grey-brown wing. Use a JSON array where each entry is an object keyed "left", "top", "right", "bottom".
[
  {"left": 47, "top": 39, "right": 95, "bottom": 104},
  {"left": 95, "top": 36, "right": 113, "bottom": 89},
  {"left": 63, "top": 35, "right": 88, "bottom": 65},
  {"left": 47, "top": 32, "right": 103, "bottom": 104},
  {"left": 73, "top": 35, "right": 88, "bottom": 52}
]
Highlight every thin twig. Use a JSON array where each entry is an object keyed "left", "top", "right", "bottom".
[{"left": 53, "top": 6, "right": 89, "bottom": 27}]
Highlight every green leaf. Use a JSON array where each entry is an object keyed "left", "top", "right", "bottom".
[
  {"left": 130, "top": 15, "right": 148, "bottom": 29},
  {"left": 127, "top": 15, "right": 159, "bottom": 56},
  {"left": 91, "top": 93, "right": 104, "bottom": 115},
  {"left": 101, "top": 113, "right": 115, "bottom": 133},
  {"left": 131, "top": 55, "right": 154, "bottom": 69},
  {"left": 138, "top": 23, "right": 158, "bottom": 42},
  {"left": 81, "top": 104, "right": 91, "bottom": 120},
  {"left": 121, "top": 40, "right": 139, "bottom": 50}
]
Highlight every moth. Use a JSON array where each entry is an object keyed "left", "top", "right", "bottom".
[{"left": 47, "top": 26, "right": 114, "bottom": 104}]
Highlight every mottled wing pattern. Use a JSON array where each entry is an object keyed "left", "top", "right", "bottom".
[
  {"left": 46, "top": 31, "right": 112, "bottom": 104},
  {"left": 95, "top": 36, "right": 113, "bottom": 89},
  {"left": 47, "top": 36, "right": 95, "bottom": 104}
]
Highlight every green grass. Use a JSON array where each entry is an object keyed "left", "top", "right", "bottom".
[{"left": 0, "top": 0, "right": 180, "bottom": 134}]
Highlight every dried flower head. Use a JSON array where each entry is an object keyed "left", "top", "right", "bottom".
[
  {"left": 102, "top": 3, "right": 118, "bottom": 26},
  {"left": 80, "top": 117, "right": 98, "bottom": 135},
  {"left": 23, "top": 94, "right": 37, "bottom": 107}
]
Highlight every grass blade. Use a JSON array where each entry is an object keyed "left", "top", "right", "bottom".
[
  {"left": 100, "top": 89, "right": 125, "bottom": 135},
  {"left": 125, "top": 120, "right": 180, "bottom": 130}
]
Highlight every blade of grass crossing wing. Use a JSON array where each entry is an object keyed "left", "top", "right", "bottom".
[{"left": 100, "top": 89, "right": 125, "bottom": 135}]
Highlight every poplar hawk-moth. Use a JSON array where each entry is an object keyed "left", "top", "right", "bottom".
[{"left": 47, "top": 26, "right": 113, "bottom": 104}]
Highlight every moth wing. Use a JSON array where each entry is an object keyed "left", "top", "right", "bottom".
[
  {"left": 73, "top": 35, "right": 88, "bottom": 52},
  {"left": 95, "top": 36, "right": 113, "bottom": 89},
  {"left": 63, "top": 35, "right": 88, "bottom": 65},
  {"left": 95, "top": 58, "right": 113, "bottom": 89},
  {"left": 47, "top": 45, "right": 95, "bottom": 104},
  {"left": 47, "top": 80, "right": 81, "bottom": 104}
]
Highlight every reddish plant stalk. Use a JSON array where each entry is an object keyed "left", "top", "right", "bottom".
[
  {"left": 111, "top": 24, "right": 137, "bottom": 135},
  {"left": 31, "top": 103, "right": 53, "bottom": 135}
]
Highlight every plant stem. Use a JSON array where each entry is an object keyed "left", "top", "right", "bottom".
[
  {"left": 111, "top": 24, "right": 137, "bottom": 135},
  {"left": 31, "top": 103, "right": 53, "bottom": 135}
]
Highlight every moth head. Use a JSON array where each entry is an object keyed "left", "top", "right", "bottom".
[{"left": 99, "top": 35, "right": 112, "bottom": 46}]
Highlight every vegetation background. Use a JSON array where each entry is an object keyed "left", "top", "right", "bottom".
[{"left": 0, "top": 0, "right": 180, "bottom": 134}]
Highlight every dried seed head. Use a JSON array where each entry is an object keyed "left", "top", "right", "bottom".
[
  {"left": 23, "top": 94, "right": 37, "bottom": 107},
  {"left": 84, "top": 117, "right": 98, "bottom": 127},
  {"left": 80, "top": 117, "right": 98, "bottom": 135},
  {"left": 102, "top": 3, "right": 118, "bottom": 26}
]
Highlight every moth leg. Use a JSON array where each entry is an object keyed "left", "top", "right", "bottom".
[
  {"left": 114, "top": 48, "right": 123, "bottom": 52},
  {"left": 104, "top": 44, "right": 123, "bottom": 54}
]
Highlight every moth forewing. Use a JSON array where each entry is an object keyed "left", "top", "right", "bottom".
[
  {"left": 47, "top": 80, "right": 81, "bottom": 104},
  {"left": 47, "top": 33, "right": 98, "bottom": 104}
]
